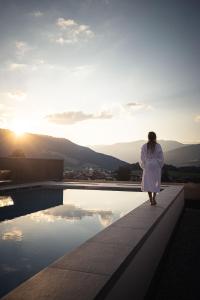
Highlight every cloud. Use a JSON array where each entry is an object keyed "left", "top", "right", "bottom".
[
  {"left": 31, "top": 11, "right": 44, "bottom": 17},
  {"left": 51, "top": 17, "right": 95, "bottom": 45},
  {"left": 101, "top": 102, "right": 152, "bottom": 118},
  {"left": 45, "top": 110, "right": 113, "bottom": 125},
  {"left": 15, "top": 41, "right": 31, "bottom": 57},
  {"left": 125, "top": 102, "right": 153, "bottom": 114},
  {"left": 126, "top": 102, "right": 150, "bottom": 110},
  {"left": 0, "top": 196, "right": 13, "bottom": 207},
  {"left": 57, "top": 18, "right": 77, "bottom": 28},
  {"left": 6, "top": 59, "right": 68, "bottom": 73},
  {"left": 44, "top": 102, "right": 151, "bottom": 126},
  {"left": 95, "top": 111, "right": 113, "bottom": 119},
  {"left": 194, "top": 115, "right": 200, "bottom": 122},
  {"left": 2, "top": 229, "right": 23, "bottom": 241},
  {"left": 126, "top": 102, "right": 143, "bottom": 107},
  {"left": 6, "top": 90, "right": 27, "bottom": 101},
  {"left": 46, "top": 111, "right": 93, "bottom": 124},
  {"left": 30, "top": 204, "right": 113, "bottom": 224},
  {"left": 7, "top": 62, "right": 39, "bottom": 72},
  {"left": 8, "top": 63, "right": 27, "bottom": 71}
]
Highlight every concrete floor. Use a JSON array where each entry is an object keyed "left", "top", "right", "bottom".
[{"left": 145, "top": 204, "right": 200, "bottom": 300}]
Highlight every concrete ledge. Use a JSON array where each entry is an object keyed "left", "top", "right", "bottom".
[
  {"left": 97, "top": 186, "right": 184, "bottom": 300},
  {"left": 0, "top": 181, "right": 168, "bottom": 192},
  {"left": 2, "top": 185, "right": 184, "bottom": 300},
  {"left": 1, "top": 268, "right": 108, "bottom": 300}
]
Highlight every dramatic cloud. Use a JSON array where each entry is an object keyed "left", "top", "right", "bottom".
[
  {"left": 6, "top": 90, "right": 27, "bottom": 101},
  {"left": 45, "top": 110, "right": 113, "bottom": 125},
  {"left": 51, "top": 18, "right": 95, "bottom": 44}
]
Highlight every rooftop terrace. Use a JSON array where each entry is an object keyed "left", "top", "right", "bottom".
[{"left": 0, "top": 181, "right": 199, "bottom": 299}]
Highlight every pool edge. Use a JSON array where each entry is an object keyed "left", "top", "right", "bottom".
[{"left": 1, "top": 184, "right": 184, "bottom": 300}]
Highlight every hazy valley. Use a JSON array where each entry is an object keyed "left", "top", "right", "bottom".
[{"left": 0, "top": 128, "right": 199, "bottom": 170}]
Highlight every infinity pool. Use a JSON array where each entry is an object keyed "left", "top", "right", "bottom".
[{"left": 0, "top": 187, "right": 147, "bottom": 298}]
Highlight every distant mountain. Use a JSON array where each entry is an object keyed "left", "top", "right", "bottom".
[
  {"left": 0, "top": 129, "right": 129, "bottom": 170},
  {"left": 90, "top": 140, "right": 186, "bottom": 163},
  {"left": 164, "top": 144, "right": 200, "bottom": 167}
]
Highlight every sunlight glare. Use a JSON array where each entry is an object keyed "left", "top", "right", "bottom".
[{"left": 10, "top": 120, "right": 26, "bottom": 137}]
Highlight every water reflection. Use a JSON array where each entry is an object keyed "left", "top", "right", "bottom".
[
  {"left": 32, "top": 204, "right": 113, "bottom": 225},
  {"left": 0, "top": 188, "right": 63, "bottom": 222},
  {"left": 98, "top": 213, "right": 113, "bottom": 227},
  {"left": 0, "top": 188, "right": 146, "bottom": 299},
  {"left": 2, "top": 229, "right": 23, "bottom": 241},
  {"left": 0, "top": 196, "right": 14, "bottom": 207}
]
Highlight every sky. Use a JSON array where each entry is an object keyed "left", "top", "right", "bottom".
[{"left": 0, "top": 0, "right": 200, "bottom": 145}]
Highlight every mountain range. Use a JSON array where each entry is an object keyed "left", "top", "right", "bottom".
[
  {"left": 0, "top": 128, "right": 199, "bottom": 168},
  {"left": 90, "top": 140, "right": 200, "bottom": 167},
  {"left": 0, "top": 129, "right": 128, "bottom": 170},
  {"left": 164, "top": 144, "right": 200, "bottom": 166},
  {"left": 90, "top": 140, "right": 185, "bottom": 163}
]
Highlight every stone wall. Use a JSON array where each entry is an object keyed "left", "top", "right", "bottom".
[{"left": 0, "top": 157, "right": 64, "bottom": 183}]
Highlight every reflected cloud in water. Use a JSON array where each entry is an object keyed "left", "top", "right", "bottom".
[
  {"left": 0, "top": 196, "right": 14, "bottom": 208},
  {"left": 0, "top": 188, "right": 63, "bottom": 222},
  {"left": 1, "top": 229, "right": 23, "bottom": 241},
  {"left": 0, "top": 187, "right": 147, "bottom": 299},
  {"left": 98, "top": 213, "right": 113, "bottom": 227},
  {"left": 1, "top": 264, "right": 18, "bottom": 273},
  {"left": 30, "top": 203, "right": 113, "bottom": 227}
]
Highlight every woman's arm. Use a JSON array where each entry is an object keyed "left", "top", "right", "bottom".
[
  {"left": 157, "top": 144, "right": 164, "bottom": 168},
  {"left": 139, "top": 145, "right": 146, "bottom": 169}
]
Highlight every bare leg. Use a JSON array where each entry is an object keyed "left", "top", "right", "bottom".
[
  {"left": 148, "top": 192, "right": 153, "bottom": 205},
  {"left": 152, "top": 192, "right": 157, "bottom": 205}
]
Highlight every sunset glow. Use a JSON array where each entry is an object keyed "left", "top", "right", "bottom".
[
  {"left": 0, "top": 0, "right": 199, "bottom": 145},
  {"left": 10, "top": 120, "right": 26, "bottom": 137},
  {"left": 13, "top": 129, "right": 25, "bottom": 137}
]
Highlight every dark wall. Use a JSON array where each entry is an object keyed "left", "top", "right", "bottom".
[{"left": 0, "top": 158, "right": 64, "bottom": 183}]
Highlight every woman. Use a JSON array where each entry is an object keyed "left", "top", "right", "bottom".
[{"left": 140, "top": 132, "right": 164, "bottom": 205}]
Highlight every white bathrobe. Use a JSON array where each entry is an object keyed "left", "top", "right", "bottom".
[{"left": 140, "top": 143, "right": 164, "bottom": 192}]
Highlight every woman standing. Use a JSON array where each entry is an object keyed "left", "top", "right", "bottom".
[{"left": 140, "top": 132, "right": 164, "bottom": 205}]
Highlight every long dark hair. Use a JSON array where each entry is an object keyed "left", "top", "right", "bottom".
[{"left": 147, "top": 131, "right": 157, "bottom": 153}]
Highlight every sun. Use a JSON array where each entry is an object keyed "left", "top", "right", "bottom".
[
  {"left": 10, "top": 120, "right": 26, "bottom": 137},
  {"left": 14, "top": 128, "right": 25, "bottom": 137}
]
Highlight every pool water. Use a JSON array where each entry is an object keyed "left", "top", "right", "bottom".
[{"left": 0, "top": 187, "right": 147, "bottom": 298}]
